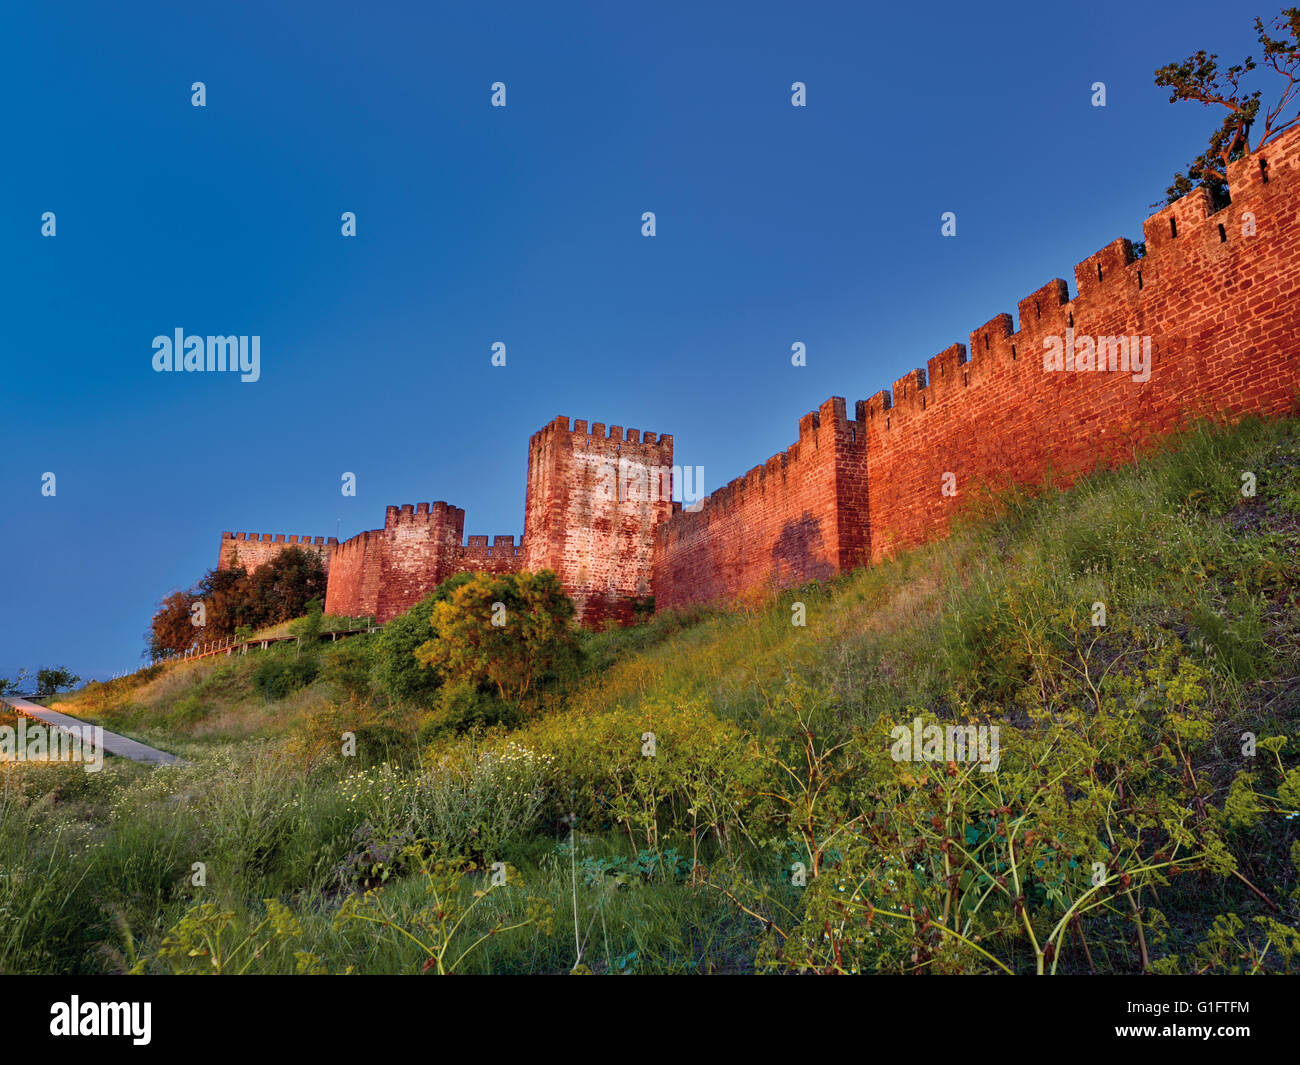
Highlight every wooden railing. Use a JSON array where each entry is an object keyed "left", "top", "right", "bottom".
[{"left": 178, "top": 617, "right": 380, "bottom": 662}]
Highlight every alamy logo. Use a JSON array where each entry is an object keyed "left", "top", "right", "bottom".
[
  {"left": 0, "top": 720, "right": 104, "bottom": 772},
  {"left": 889, "top": 717, "right": 1000, "bottom": 773},
  {"left": 49, "top": 997, "right": 151, "bottom": 1045},
  {"left": 1043, "top": 328, "right": 1151, "bottom": 383},
  {"left": 596, "top": 459, "right": 705, "bottom": 511},
  {"left": 152, "top": 328, "right": 261, "bottom": 382}
]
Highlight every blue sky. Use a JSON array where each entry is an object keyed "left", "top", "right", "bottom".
[{"left": 0, "top": 0, "right": 1264, "bottom": 679}]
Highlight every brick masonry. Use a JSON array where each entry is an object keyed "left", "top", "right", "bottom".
[
  {"left": 218, "top": 532, "right": 337, "bottom": 576},
  {"left": 219, "top": 129, "right": 1300, "bottom": 625},
  {"left": 523, "top": 418, "right": 676, "bottom": 626},
  {"left": 301, "top": 419, "right": 674, "bottom": 625},
  {"left": 654, "top": 130, "right": 1300, "bottom": 610}
]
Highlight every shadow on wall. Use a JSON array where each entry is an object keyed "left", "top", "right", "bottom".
[{"left": 772, "top": 512, "right": 835, "bottom": 586}]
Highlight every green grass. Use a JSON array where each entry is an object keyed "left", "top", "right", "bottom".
[{"left": 5, "top": 414, "right": 1299, "bottom": 975}]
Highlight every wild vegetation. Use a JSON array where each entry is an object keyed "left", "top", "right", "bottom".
[
  {"left": 3, "top": 415, "right": 1299, "bottom": 974},
  {"left": 146, "top": 546, "right": 330, "bottom": 659}
]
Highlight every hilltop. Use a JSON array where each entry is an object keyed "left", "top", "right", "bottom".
[{"left": 4, "top": 413, "right": 1299, "bottom": 975}]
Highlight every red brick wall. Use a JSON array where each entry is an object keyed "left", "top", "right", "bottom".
[
  {"left": 652, "top": 396, "right": 869, "bottom": 612},
  {"left": 218, "top": 532, "right": 336, "bottom": 575},
  {"left": 323, "top": 530, "right": 383, "bottom": 618},
  {"left": 653, "top": 131, "right": 1300, "bottom": 609},
  {"left": 523, "top": 417, "right": 676, "bottom": 624},
  {"left": 374, "top": 502, "right": 464, "bottom": 621},
  {"left": 323, "top": 505, "right": 525, "bottom": 623},
  {"left": 862, "top": 133, "right": 1300, "bottom": 563},
  {"left": 221, "top": 131, "right": 1300, "bottom": 628},
  {"left": 447, "top": 536, "right": 525, "bottom": 579}
]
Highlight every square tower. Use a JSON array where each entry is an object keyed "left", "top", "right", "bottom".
[{"left": 523, "top": 417, "right": 676, "bottom": 625}]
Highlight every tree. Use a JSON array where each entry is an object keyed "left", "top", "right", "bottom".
[
  {"left": 246, "top": 548, "right": 327, "bottom": 627},
  {"left": 374, "top": 572, "right": 477, "bottom": 706},
  {"left": 414, "top": 571, "right": 578, "bottom": 703},
  {"left": 1156, "top": 8, "right": 1300, "bottom": 204},
  {"left": 36, "top": 666, "right": 82, "bottom": 697},
  {"left": 0, "top": 669, "right": 30, "bottom": 697},
  {"left": 144, "top": 547, "right": 328, "bottom": 660},
  {"left": 195, "top": 564, "right": 254, "bottom": 635},
  {"left": 147, "top": 589, "right": 199, "bottom": 661}
]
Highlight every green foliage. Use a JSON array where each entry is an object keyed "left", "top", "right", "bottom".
[
  {"left": 8, "top": 415, "right": 1300, "bottom": 975},
  {"left": 36, "top": 665, "right": 81, "bottom": 696},
  {"left": 245, "top": 551, "right": 328, "bottom": 629},
  {"left": 514, "top": 699, "right": 768, "bottom": 864},
  {"left": 329, "top": 847, "right": 554, "bottom": 975},
  {"left": 422, "top": 679, "right": 520, "bottom": 739},
  {"left": 372, "top": 573, "right": 477, "bottom": 707},
  {"left": 415, "top": 571, "right": 579, "bottom": 705},
  {"left": 1155, "top": 8, "right": 1300, "bottom": 204},
  {"left": 321, "top": 637, "right": 374, "bottom": 703},
  {"left": 252, "top": 650, "right": 320, "bottom": 702},
  {"left": 289, "top": 598, "right": 324, "bottom": 639},
  {"left": 137, "top": 899, "right": 326, "bottom": 975},
  {"left": 148, "top": 547, "right": 328, "bottom": 660}
]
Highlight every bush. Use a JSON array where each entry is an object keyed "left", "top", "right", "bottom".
[
  {"left": 252, "top": 651, "right": 320, "bottom": 701},
  {"left": 322, "top": 637, "right": 374, "bottom": 702},
  {"left": 172, "top": 693, "right": 206, "bottom": 724},
  {"left": 415, "top": 571, "right": 579, "bottom": 705},
  {"left": 419, "top": 680, "right": 520, "bottom": 741},
  {"left": 373, "top": 573, "right": 478, "bottom": 707},
  {"left": 513, "top": 698, "right": 769, "bottom": 857}
]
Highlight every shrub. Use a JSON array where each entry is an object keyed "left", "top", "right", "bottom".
[
  {"left": 321, "top": 637, "right": 374, "bottom": 702},
  {"left": 173, "top": 693, "right": 206, "bottom": 724},
  {"left": 252, "top": 651, "right": 319, "bottom": 702},
  {"left": 415, "top": 571, "right": 578, "bottom": 704},
  {"left": 373, "top": 573, "right": 478, "bottom": 707},
  {"left": 420, "top": 680, "right": 521, "bottom": 740},
  {"left": 514, "top": 699, "right": 769, "bottom": 860}
]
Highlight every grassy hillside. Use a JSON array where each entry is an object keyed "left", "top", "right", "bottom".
[{"left": 4, "top": 414, "right": 1299, "bottom": 975}]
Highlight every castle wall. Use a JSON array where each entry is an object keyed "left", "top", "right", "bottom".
[
  {"left": 524, "top": 418, "right": 676, "bottom": 625},
  {"left": 652, "top": 396, "right": 869, "bottom": 612},
  {"left": 219, "top": 129, "right": 1300, "bottom": 628},
  {"left": 375, "top": 502, "right": 464, "bottom": 621},
  {"left": 323, "top": 530, "right": 384, "bottom": 618},
  {"left": 447, "top": 536, "right": 525, "bottom": 579},
  {"left": 860, "top": 133, "right": 1300, "bottom": 562},
  {"left": 323, "top": 504, "right": 524, "bottom": 623},
  {"left": 218, "top": 532, "right": 336, "bottom": 575},
  {"left": 652, "top": 131, "right": 1300, "bottom": 608}
]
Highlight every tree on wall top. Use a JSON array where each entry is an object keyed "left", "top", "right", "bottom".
[{"left": 1156, "top": 7, "right": 1300, "bottom": 205}]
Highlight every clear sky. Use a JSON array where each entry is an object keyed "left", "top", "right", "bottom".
[{"left": 0, "top": 0, "right": 1264, "bottom": 679}]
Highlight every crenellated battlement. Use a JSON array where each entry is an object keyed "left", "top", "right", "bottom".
[
  {"left": 332, "top": 529, "right": 382, "bottom": 553},
  {"left": 383, "top": 500, "right": 464, "bottom": 531},
  {"left": 530, "top": 415, "right": 674, "bottom": 459},
  {"left": 220, "top": 128, "right": 1300, "bottom": 625},
  {"left": 655, "top": 395, "right": 868, "bottom": 593},
  {"left": 221, "top": 531, "right": 337, "bottom": 547},
  {"left": 457, "top": 534, "right": 524, "bottom": 561},
  {"left": 845, "top": 129, "right": 1300, "bottom": 442},
  {"left": 217, "top": 529, "right": 337, "bottom": 577},
  {"left": 654, "top": 128, "right": 1300, "bottom": 609}
]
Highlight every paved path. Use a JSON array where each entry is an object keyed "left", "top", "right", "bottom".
[{"left": 2, "top": 697, "right": 188, "bottom": 766}]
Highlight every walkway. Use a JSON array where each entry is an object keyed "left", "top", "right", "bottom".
[{"left": 1, "top": 697, "right": 187, "bottom": 766}]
